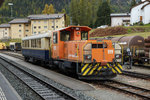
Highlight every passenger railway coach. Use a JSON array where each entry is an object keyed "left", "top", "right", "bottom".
[{"left": 22, "top": 26, "right": 122, "bottom": 80}]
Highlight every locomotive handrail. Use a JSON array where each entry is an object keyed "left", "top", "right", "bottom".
[{"left": 82, "top": 41, "right": 89, "bottom": 63}]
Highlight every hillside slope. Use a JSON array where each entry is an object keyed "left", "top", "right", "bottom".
[{"left": 0, "top": 0, "right": 140, "bottom": 24}]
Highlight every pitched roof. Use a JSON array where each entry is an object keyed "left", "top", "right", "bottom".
[
  {"left": 111, "top": 13, "right": 130, "bottom": 17},
  {"left": 141, "top": 2, "right": 150, "bottom": 9},
  {"left": 9, "top": 18, "right": 30, "bottom": 24},
  {"left": 28, "top": 14, "right": 64, "bottom": 20},
  {"left": 0, "top": 23, "right": 10, "bottom": 28},
  {"left": 131, "top": 0, "right": 150, "bottom": 10}
]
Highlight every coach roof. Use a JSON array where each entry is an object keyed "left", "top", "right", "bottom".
[{"left": 22, "top": 31, "right": 51, "bottom": 41}]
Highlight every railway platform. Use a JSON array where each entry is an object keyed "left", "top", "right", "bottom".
[{"left": 0, "top": 72, "right": 22, "bottom": 100}]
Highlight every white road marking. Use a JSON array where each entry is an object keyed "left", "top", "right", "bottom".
[{"left": 0, "top": 87, "right": 7, "bottom": 100}]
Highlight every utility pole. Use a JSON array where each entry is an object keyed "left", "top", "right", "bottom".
[{"left": 8, "top": 3, "right": 13, "bottom": 18}]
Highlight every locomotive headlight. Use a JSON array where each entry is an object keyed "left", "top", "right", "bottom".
[
  {"left": 115, "top": 54, "right": 121, "bottom": 59},
  {"left": 84, "top": 55, "right": 92, "bottom": 60}
]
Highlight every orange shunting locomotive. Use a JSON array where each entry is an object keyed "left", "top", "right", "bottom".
[{"left": 52, "top": 26, "right": 122, "bottom": 79}]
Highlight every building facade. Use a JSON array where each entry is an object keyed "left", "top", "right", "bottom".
[
  {"left": 130, "top": 0, "right": 150, "bottom": 25},
  {"left": 0, "top": 24, "right": 11, "bottom": 39},
  {"left": 111, "top": 13, "right": 130, "bottom": 27},
  {"left": 9, "top": 18, "right": 31, "bottom": 39},
  {"left": 28, "top": 14, "right": 65, "bottom": 35}
]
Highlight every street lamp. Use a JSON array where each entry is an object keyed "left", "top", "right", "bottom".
[{"left": 8, "top": 3, "right": 13, "bottom": 18}]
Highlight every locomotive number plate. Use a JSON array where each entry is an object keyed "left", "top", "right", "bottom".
[{"left": 108, "top": 50, "right": 113, "bottom": 54}]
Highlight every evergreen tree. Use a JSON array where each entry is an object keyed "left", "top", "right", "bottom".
[
  {"left": 42, "top": 4, "right": 49, "bottom": 14},
  {"left": 60, "top": 9, "right": 70, "bottom": 26},
  {"left": 131, "top": 0, "right": 136, "bottom": 8},
  {"left": 70, "top": 0, "right": 79, "bottom": 25},
  {"left": 48, "top": 4, "right": 55, "bottom": 14},
  {"left": 95, "top": 1, "right": 111, "bottom": 27},
  {"left": 42, "top": 4, "right": 55, "bottom": 14}
]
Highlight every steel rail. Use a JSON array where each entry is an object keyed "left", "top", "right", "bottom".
[
  {"left": 0, "top": 56, "right": 77, "bottom": 100},
  {"left": 122, "top": 71, "right": 150, "bottom": 80},
  {"left": 95, "top": 80, "right": 150, "bottom": 100}
]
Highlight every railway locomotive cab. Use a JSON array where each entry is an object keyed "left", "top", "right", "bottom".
[
  {"left": 22, "top": 26, "right": 122, "bottom": 80},
  {"left": 52, "top": 26, "right": 122, "bottom": 80}
]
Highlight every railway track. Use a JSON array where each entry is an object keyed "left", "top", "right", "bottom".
[
  {"left": 0, "top": 56, "right": 77, "bottom": 100},
  {"left": 93, "top": 80, "right": 150, "bottom": 100},
  {"left": 134, "top": 64, "right": 150, "bottom": 70},
  {"left": 122, "top": 71, "right": 150, "bottom": 80},
  {"left": 0, "top": 51, "right": 24, "bottom": 60},
  {"left": 1, "top": 51, "right": 150, "bottom": 99}
]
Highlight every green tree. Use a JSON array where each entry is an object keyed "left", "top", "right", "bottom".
[
  {"left": 131, "top": 0, "right": 136, "bottom": 8},
  {"left": 95, "top": 1, "right": 111, "bottom": 27},
  {"left": 48, "top": 4, "right": 55, "bottom": 14},
  {"left": 42, "top": 4, "right": 49, "bottom": 14},
  {"left": 60, "top": 9, "right": 70, "bottom": 26},
  {"left": 42, "top": 4, "right": 55, "bottom": 14},
  {"left": 70, "top": 0, "right": 79, "bottom": 25}
]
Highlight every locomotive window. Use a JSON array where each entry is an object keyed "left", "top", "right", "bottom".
[
  {"left": 92, "top": 44, "right": 107, "bottom": 48},
  {"left": 53, "top": 32, "right": 58, "bottom": 44},
  {"left": 60, "top": 31, "right": 70, "bottom": 41},
  {"left": 81, "top": 31, "right": 88, "bottom": 40}
]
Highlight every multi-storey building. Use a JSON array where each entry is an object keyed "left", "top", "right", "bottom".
[
  {"left": 9, "top": 18, "right": 31, "bottom": 39},
  {"left": 0, "top": 24, "right": 11, "bottom": 39},
  {"left": 28, "top": 14, "right": 65, "bottom": 35}
]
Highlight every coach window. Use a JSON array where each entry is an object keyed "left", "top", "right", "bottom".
[
  {"left": 31, "top": 39, "right": 36, "bottom": 48},
  {"left": 53, "top": 32, "right": 58, "bottom": 44},
  {"left": 81, "top": 31, "right": 88, "bottom": 40},
  {"left": 36, "top": 39, "right": 41, "bottom": 48}
]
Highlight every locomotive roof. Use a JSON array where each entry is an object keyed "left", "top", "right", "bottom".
[
  {"left": 55, "top": 26, "right": 91, "bottom": 31},
  {"left": 22, "top": 31, "right": 51, "bottom": 41}
]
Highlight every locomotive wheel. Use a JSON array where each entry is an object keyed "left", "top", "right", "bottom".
[{"left": 24, "top": 57, "right": 29, "bottom": 62}]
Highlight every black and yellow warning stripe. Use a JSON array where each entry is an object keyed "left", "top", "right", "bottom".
[{"left": 81, "top": 63, "right": 123, "bottom": 76}]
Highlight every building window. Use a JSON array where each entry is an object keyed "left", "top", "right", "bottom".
[
  {"left": 52, "top": 26, "right": 54, "bottom": 28},
  {"left": 19, "top": 24, "right": 21, "bottom": 27},
  {"left": 19, "top": 35, "right": 21, "bottom": 37},
  {"left": 34, "top": 26, "right": 36, "bottom": 29},
  {"left": 38, "top": 32, "right": 41, "bottom": 34},
  {"left": 56, "top": 26, "right": 58, "bottom": 28},
  {"left": 25, "top": 35, "right": 28, "bottom": 37},
  {"left": 38, "top": 26, "right": 41, "bottom": 29},
  {"left": 5, "top": 32, "right": 7, "bottom": 35},
  {"left": 19, "top": 30, "right": 21, "bottom": 32},
  {"left": 5, "top": 28, "right": 7, "bottom": 30},
  {"left": 26, "top": 30, "right": 29, "bottom": 32},
  {"left": 44, "top": 26, "right": 47, "bottom": 29},
  {"left": 34, "top": 32, "right": 36, "bottom": 34},
  {"left": 26, "top": 24, "right": 29, "bottom": 27}
]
